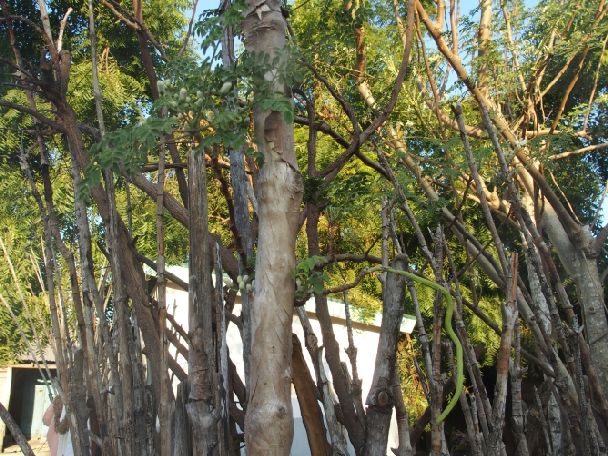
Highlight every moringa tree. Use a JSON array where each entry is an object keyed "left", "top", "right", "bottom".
[
  {"left": 241, "top": 0, "right": 304, "bottom": 453},
  {"left": 1, "top": 0, "right": 608, "bottom": 455}
]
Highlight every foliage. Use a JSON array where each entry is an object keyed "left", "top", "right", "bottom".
[
  {"left": 1, "top": 0, "right": 608, "bottom": 452},
  {"left": 295, "top": 255, "right": 329, "bottom": 303}
]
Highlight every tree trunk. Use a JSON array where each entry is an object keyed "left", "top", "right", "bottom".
[
  {"left": 0, "top": 402, "right": 35, "bottom": 456},
  {"left": 187, "top": 150, "right": 218, "bottom": 454},
  {"left": 242, "top": 0, "right": 304, "bottom": 452},
  {"left": 58, "top": 102, "right": 164, "bottom": 407},
  {"left": 306, "top": 207, "right": 366, "bottom": 453},
  {"left": 173, "top": 383, "right": 191, "bottom": 456},
  {"left": 541, "top": 206, "right": 608, "bottom": 397},
  {"left": 364, "top": 260, "right": 407, "bottom": 455},
  {"left": 292, "top": 334, "right": 331, "bottom": 456}
]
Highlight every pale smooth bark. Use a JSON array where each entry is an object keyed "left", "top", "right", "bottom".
[
  {"left": 417, "top": 0, "right": 608, "bottom": 398},
  {"left": 242, "top": 1, "right": 304, "bottom": 452},
  {"left": 541, "top": 206, "right": 608, "bottom": 395}
]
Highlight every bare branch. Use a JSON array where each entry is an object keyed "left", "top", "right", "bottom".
[
  {"left": 318, "top": 252, "right": 383, "bottom": 266},
  {"left": 36, "top": 0, "right": 53, "bottom": 47},
  {"left": 0, "top": 99, "right": 65, "bottom": 132},
  {"left": 294, "top": 115, "right": 349, "bottom": 147},
  {"left": 99, "top": 0, "right": 168, "bottom": 61},
  {"left": 0, "top": 15, "right": 54, "bottom": 51},
  {"left": 549, "top": 48, "right": 590, "bottom": 132},
  {"left": 56, "top": 7, "right": 73, "bottom": 52},
  {"left": 548, "top": 143, "right": 608, "bottom": 160},
  {"left": 358, "top": 0, "right": 415, "bottom": 139},
  {"left": 453, "top": 103, "right": 510, "bottom": 275},
  {"left": 500, "top": 0, "right": 527, "bottom": 95},
  {"left": 477, "top": 0, "right": 492, "bottom": 89},
  {"left": 0, "top": 402, "right": 36, "bottom": 456},
  {"left": 300, "top": 60, "right": 361, "bottom": 136},
  {"left": 539, "top": 51, "right": 581, "bottom": 98},
  {"left": 583, "top": 33, "right": 608, "bottom": 131},
  {"left": 592, "top": 223, "right": 608, "bottom": 255},
  {"left": 130, "top": 173, "right": 188, "bottom": 226},
  {"left": 323, "top": 267, "right": 376, "bottom": 295},
  {"left": 178, "top": 0, "right": 200, "bottom": 57},
  {"left": 592, "top": 180, "right": 608, "bottom": 228},
  {"left": 99, "top": 0, "right": 139, "bottom": 29}
]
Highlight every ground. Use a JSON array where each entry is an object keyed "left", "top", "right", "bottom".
[{"left": 0, "top": 438, "right": 50, "bottom": 455}]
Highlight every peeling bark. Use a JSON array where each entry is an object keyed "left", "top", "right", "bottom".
[
  {"left": 187, "top": 150, "right": 218, "bottom": 454},
  {"left": 242, "top": 3, "right": 303, "bottom": 453}
]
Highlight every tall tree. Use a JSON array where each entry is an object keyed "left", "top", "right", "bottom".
[{"left": 242, "top": 0, "right": 304, "bottom": 453}]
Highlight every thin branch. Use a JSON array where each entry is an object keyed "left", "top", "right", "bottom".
[
  {"left": 540, "top": 4, "right": 606, "bottom": 99},
  {"left": 294, "top": 115, "right": 349, "bottom": 148},
  {"left": 178, "top": 0, "right": 200, "bottom": 56},
  {"left": 0, "top": 56, "right": 34, "bottom": 80},
  {"left": 539, "top": 51, "right": 580, "bottom": 98},
  {"left": 319, "top": 0, "right": 416, "bottom": 185},
  {"left": 323, "top": 267, "right": 376, "bottom": 295},
  {"left": 99, "top": 0, "right": 138, "bottom": 28},
  {"left": 318, "top": 252, "right": 383, "bottom": 267},
  {"left": 548, "top": 142, "right": 608, "bottom": 160},
  {"left": 358, "top": 0, "right": 415, "bottom": 140},
  {"left": 549, "top": 47, "right": 590, "bottom": 132},
  {"left": 515, "top": 149, "right": 581, "bottom": 235},
  {"left": 592, "top": 223, "right": 608, "bottom": 255},
  {"left": 355, "top": 149, "right": 389, "bottom": 178},
  {"left": 583, "top": 33, "right": 608, "bottom": 131},
  {"left": 300, "top": 60, "right": 361, "bottom": 135},
  {"left": 99, "top": 0, "right": 168, "bottom": 61},
  {"left": 592, "top": 180, "right": 608, "bottom": 228},
  {"left": 56, "top": 7, "right": 73, "bottom": 52},
  {"left": 500, "top": 0, "right": 527, "bottom": 95},
  {"left": 0, "top": 15, "right": 53, "bottom": 51},
  {"left": 415, "top": 19, "right": 443, "bottom": 128},
  {"left": 0, "top": 99, "right": 65, "bottom": 132},
  {"left": 548, "top": 170, "right": 581, "bottom": 224}
]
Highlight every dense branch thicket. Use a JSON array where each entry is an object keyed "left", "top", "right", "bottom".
[{"left": 1, "top": 0, "right": 607, "bottom": 455}]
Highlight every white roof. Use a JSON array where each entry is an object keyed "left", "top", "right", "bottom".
[
  {"left": 301, "top": 298, "right": 416, "bottom": 334},
  {"left": 151, "top": 265, "right": 416, "bottom": 334}
]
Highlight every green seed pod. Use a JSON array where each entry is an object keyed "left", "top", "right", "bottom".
[{"left": 219, "top": 81, "right": 233, "bottom": 94}]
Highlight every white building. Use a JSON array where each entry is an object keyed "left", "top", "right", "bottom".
[{"left": 159, "top": 266, "right": 416, "bottom": 455}]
